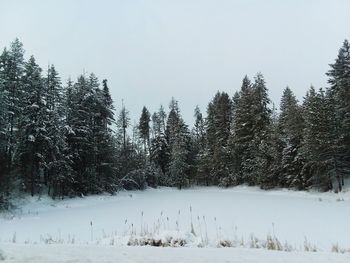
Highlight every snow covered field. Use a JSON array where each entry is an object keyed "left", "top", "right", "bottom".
[
  {"left": 1, "top": 244, "right": 349, "bottom": 263},
  {"left": 0, "top": 186, "right": 350, "bottom": 262}
]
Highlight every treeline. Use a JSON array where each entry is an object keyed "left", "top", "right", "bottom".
[{"left": 1, "top": 39, "right": 350, "bottom": 205}]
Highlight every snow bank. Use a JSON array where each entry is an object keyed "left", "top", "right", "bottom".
[{"left": 0, "top": 244, "right": 349, "bottom": 263}]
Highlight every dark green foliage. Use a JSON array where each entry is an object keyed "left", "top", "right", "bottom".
[
  {"left": 229, "top": 74, "right": 275, "bottom": 188},
  {"left": 121, "top": 163, "right": 161, "bottom": 190},
  {"left": 93, "top": 79, "right": 116, "bottom": 193},
  {"left": 138, "top": 106, "right": 151, "bottom": 157},
  {"left": 64, "top": 74, "right": 118, "bottom": 195},
  {"left": 249, "top": 73, "right": 274, "bottom": 186},
  {"left": 301, "top": 88, "right": 343, "bottom": 191},
  {"left": 0, "top": 39, "right": 25, "bottom": 200},
  {"left": 326, "top": 39, "right": 350, "bottom": 191},
  {"left": 191, "top": 106, "right": 206, "bottom": 184},
  {"left": 277, "top": 87, "right": 305, "bottom": 189},
  {"left": 44, "top": 65, "right": 72, "bottom": 198},
  {"left": 165, "top": 98, "right": 192, "bottom": 189},
  {"left": 150, "top": 106, "right": 169, "bottom": 180},
  {"left": 0, "top": 76, "right": 9, "bottom": 206},
  {"left": 230, "top": 76, "right": 255, "bottom": 184},
  {"left": 2, "top": 38, "right": 350, "bottom": 206},
  {"left": 150, "top": 132, "right": 169, "bottom": 177},
  {"left": 17, "top": 56, "right": 47, "bottom": 196},
  {"left": 204, "top": 92, "right": 232, "bottom": 185}
]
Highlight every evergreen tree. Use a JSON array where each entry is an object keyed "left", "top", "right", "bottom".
[
  {"left": 326, "top": 39, "right": 350, "bottom": 191},
  {"left": 278, "top": 87, "right": 305, "bottom": 188},
  {"left": 138, "top": 106, "right": 151, "bottom": 157},
  {"left": 151, "top": 112, "right": 161, "bottom": 138},
  {"left": 249, "top": 73, "right": 274, "bottom": 187},
  {"left": 3, "top": 37, "right": 350, "bottom": 200},
  {"left": 0, "top": 71, "right": 8, "bottom": 205},
  {"left": 95, "top": 79, "right": 117, "bottom": 192},
  {"left": 0, "top": 39, "right": 25, "bottom": 175},
  {"left": 158, "top": 105, "right": 167, "bottom": 134},
  {"left": 116, "top": 104, "right": 137, "bottom": 183},
  {"left": 44, "top": 65, "right": 72, "bottom": 197},
  {"left": 230, "top": 74, "right": 274, "bottom": 187},
  {"left": 206, "top": 92, "right": 232, "bottom": 185},
  {"left": 66, "top": 74, "right": 97, "bottom": 195},
  {"left": 191, "top": 106, "right": 206, "bottom": 184},
  {"left": 166, "top": 98, "right": 181, "bottom": 148},
  {"left": 17, "top": 56, "right": 47, "bottom": 196},
  {"left": 168, "top": 125, "right": 190, "bottom": 188},
  {"left": 230, "top": 76, "right": 255, "bottom": 184},
  {"left": 118, "top": 104, "right": 130, "bottom": 153},
  {"left": 193, "top": 105, "right": 206, "bottom": 152},
  {"left": 150, "top": 106, "right": 169, "bottom": 180},
  {"left": 301, "top": 87, "right": 337, "bottom": 191},
  {"left": 165, "top": 98, "right": 191, "bottom": 188}
]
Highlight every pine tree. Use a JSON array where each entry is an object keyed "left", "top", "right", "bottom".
[
  {"left": 0, "top": 39, "right": 25, "bottom": 175},
  {"left": 66, "top": 74, "right": 97, "bottom": 195},
  {"left": 278, "top": 87, "right": 304, "bottom": 188},
  {"left": 168, "top": 125, "right": 190, "bottom": 189},
  {"left": 118, "top": 104, "right": 130, "bottom": 153},
  {"left": 230, "top": 74, "right": 274, "bottom": 187},
  {"left": 191, "top": 106, "right": 206, "bottom": 184},
  {"left": 204, "top": 92, "right": 232, "bottom": 186},
  {"left": 326, "top": 39, "right": 350, "bottom": 191},
  {"left": 165, "top": 98, "right": 191, "bottom": 188},
  {"left": 138, "top": 106, "right": 151, "bottom": 157},
  {"left": 63, "top": 74, "right": 118, "bottom": 195},
  {"left": 95, "top": 79, "right": 116, "bottom": 192},
  {"left": 166, "top": 98, "right": 181, "bottom": 148},
  {"left": 249, "top": 73, "right": 274, "bottom": 187},
  {"left": 17, "top": 56, "right": 47, "bottom": 196},
  {"left": 231, "top": 76, "right": 255, "bottom": 184},
  {"left": 44, "top": 65, "right": 72, "bottom": 198},
  {"left": 193, "top": 105, "right": 206, "bottom": 152},
  {"left": 116, "top": 104, "right": 136, "bottom": 181},
  {"left": 151, "top": 112, "right": 161, "bottom": 138},
  {"left": 0, "top": 70, "right": 8, "bottom": 205},
  {"left": 301, "top": 87, "right": 337, "bottom": 191},
  {"left": 150, "top": 106, "right": 169, "bottom": 180}
]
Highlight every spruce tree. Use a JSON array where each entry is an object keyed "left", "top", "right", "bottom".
[
  {"left": 44, "top": 65, "right": 72, "bottom": 197},
  {"left": 231, "top": 76, "right": 255, "bottom": 184},
  {"left": 249, "top": 73, "right": 274, "bottom": 187},
  {"left": 0, "top": 39, "right": 25, "bottom": 175},
  {"left": 191, "top": 106, "right": 206, "bottom": 184},
  {"left": 17, "top": 56, "right": 47, "bottom": 196},
  {"left": 165, "top": 98, "right": 191, "bottom": 188},
  {"left": 66, "top": 75, "right": 97, "bottom": 195},
  {"left": 150, "top": 106, "right": 169, "bottom": 180},
  {"left": 301, "top": 87, "right": 337, "bottom": 191},
  {"left": 231, "top": 74, "right": 274, "bottom": 187},
  {"left": 193, "top": 105, "right": 206, "bottom": 152},
  {"left": 95, "top": 79, "right": 116, "bottom": 192},
  {"left": 118, "top": 104, "right": 130, "bottom": 153},
  {"left": 326, "top": 39, "right": 350, "bottom": 191},
  {"left": 138, "top": 106, "right": 151, "bottom": 157},
  {"left": 116, "top": 104, "right": 134, "bottom": 181},
  {"left": 278, "top": 87, "right": 304, "bottom": 188},
  {"left": 0, "top": 70, "right": 8, "bottom": 205},
  {"left": 205, "top": 92, "right": 232, "bottom": 185}
]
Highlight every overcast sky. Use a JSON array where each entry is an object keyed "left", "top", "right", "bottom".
[{"left": 1, "top": 0, "right": 350, "bottom": 125}]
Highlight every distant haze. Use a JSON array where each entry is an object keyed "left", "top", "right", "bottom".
[{"left": 1, "top": 0, "right": 350, "bottom": 126}]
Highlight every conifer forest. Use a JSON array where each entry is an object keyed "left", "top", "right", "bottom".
[{"left": 1, "top": 38, "right": 350, "bottom": 207}]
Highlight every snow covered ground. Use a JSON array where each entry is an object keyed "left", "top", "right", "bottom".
[
  {"left": 0, "top": 186, "right": 350, "bottom": 262},
  {"left": 1, "top": 244, "right": 349, "bottom": 263}
]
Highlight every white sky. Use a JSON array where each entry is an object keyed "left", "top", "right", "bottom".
[{"left": 1, "top": 0, "right": 350, "bottom": 126}]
